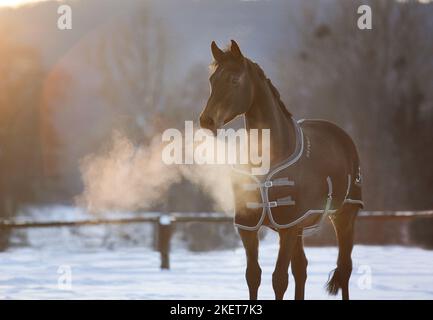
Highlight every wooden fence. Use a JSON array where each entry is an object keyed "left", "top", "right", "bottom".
[{"left": 1, "top": 210, "right": 432, "bottom": 269}]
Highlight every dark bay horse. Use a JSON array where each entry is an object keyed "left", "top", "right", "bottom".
[{"left": 199, "top": 40, "right": 363, "bottom": 300}]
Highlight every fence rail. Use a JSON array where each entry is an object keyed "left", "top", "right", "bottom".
[
  {"left": 1, "top": 210, "right": 433, "bottom": 229},
  {"left": 1, "top": 210, "right": 432, "bottom": 269}
]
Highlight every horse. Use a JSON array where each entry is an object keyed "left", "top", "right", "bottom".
[{"left": 199, "top": 40, "right": 364, "bottom": 300}]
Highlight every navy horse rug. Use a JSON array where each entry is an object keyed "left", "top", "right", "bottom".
[{"left": 232, "top": 118, "right": 364, "bottom": 232}]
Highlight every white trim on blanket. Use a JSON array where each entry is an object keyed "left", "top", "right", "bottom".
[
  {"left": 343, "top": 199, "right": 364, "bottom": 206},
  {"left": 235, "top": 209, "right": 337, "bottom": 231}
]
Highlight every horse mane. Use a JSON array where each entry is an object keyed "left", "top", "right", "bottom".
[
  {"left": 247, "top": 59, "right": 292, "bottom": 119},
  {"left": 211, "top": 50, "right": 292, "bottom": 120}
]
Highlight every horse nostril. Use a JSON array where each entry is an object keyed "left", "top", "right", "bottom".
[{"left": 200, "top": 116, "right": 215, "bottom": 129}]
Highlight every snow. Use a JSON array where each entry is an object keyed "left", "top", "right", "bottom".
[{"left": 1, "top": 229, "right": 433, "bottom": 299}]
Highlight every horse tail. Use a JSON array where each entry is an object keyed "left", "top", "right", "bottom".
[
  {"left": 328, "top": 132, "right": 361, "bottom": 296},
  {"left": 326, "top": 268, "right": 343, "bottom": 295},
  {"left": 347, "top": 137, "right": 363, "bottom": 208}
]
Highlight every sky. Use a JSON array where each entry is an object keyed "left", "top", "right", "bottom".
[{"left": 0, "top": 0, "right": 56, "bottom": 8}]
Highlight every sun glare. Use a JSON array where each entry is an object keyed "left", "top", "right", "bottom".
[{"left": 0, "top": 0, "right": 53, "bottom": 8}]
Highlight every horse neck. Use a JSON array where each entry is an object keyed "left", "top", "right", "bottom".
[{"left": 244, "top": 68, "right": 296, "bottom": 165}]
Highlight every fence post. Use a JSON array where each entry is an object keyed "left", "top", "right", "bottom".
[{"left": 158, "top": 214, "right": 172, "bottom": 270}]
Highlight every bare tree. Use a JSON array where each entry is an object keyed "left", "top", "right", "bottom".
[
  {"left": 0, "top": 27, "right": 46, "bottom": 249},
  {"left": 274, "top": 0, "right": 433, "bottom": 209},
  {"left": 89, "top": 4, "right": 171, "bottom": 141}
]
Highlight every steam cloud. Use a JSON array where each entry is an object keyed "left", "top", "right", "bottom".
[{"left": 76, "top": 130, "right": 235, "bottom": 214}]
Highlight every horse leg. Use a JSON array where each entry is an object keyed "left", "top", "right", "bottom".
[
  {"left": 291, "top": 230, "right": 308, "bottom": 300},
  {"left": 238, "top": 228, "right": 261, "bottom": 300},
  {"left": 326, "top": 203, "right": 358, "bottom": 300},
  {"left": 272, "top": 228, "right": 297, "bottom": 300}
]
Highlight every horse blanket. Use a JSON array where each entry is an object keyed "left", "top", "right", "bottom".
[{"left": 232, "top": 118, "right": 364, "bottom": 232}]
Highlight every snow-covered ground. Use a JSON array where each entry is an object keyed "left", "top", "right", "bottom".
[
  {"left": 0, "top": 206, "right": 432, "bottom": 299},
  {"left": 1, "top": 230, "right": 433, "bottom": 299}
]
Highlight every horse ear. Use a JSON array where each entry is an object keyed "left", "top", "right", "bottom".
[
  {"left": 230, "top": 40, "right": 244, "bottom": 60},
  {"left": 211, "top": 41, "right": 224, "bottom": 62}
]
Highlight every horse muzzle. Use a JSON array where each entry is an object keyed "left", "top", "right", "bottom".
[{"left": 199, "top": 115, "right": 218, "bottom": 135}]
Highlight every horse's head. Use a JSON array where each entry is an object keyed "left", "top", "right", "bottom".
[{"left": 199, "top": 40, "right": 253, "bottom": 134}]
